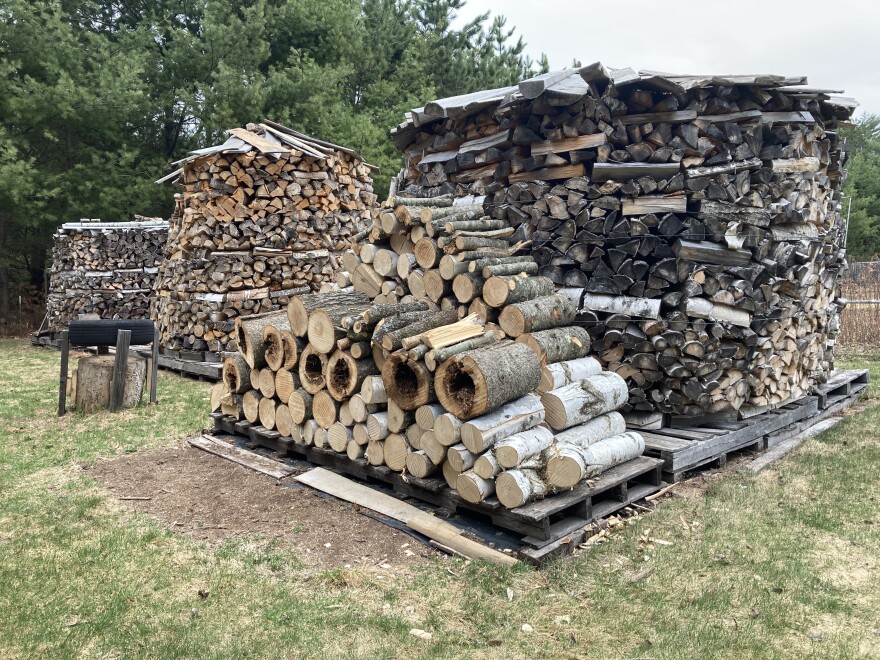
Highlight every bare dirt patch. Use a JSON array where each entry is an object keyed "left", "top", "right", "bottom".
[{"left": 85, "top": 440, "right": 437, "bottom": 570}]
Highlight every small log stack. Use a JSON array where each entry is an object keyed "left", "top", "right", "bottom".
[
  {"left": 46, "top": 218, "right": 168, "bottom": 331},
  {"left": 390, "top": 64, "right": 857, "bottom": 417},
  {"left": 152, "top": 121, "right": 376, "bottom": 354}
]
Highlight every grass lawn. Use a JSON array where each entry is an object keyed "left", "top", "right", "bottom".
[{"left": 1, "top": 338, "right": 879, "bottom": 659}]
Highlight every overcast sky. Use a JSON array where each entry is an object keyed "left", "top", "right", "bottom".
[{"left": 455, "top": 0, "right": 878, "bottom": 118}]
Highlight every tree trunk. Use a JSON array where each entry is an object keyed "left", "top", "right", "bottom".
[
  {"left": 538, "top": 356, "right": 603, "bottom": 392},
  {"left": 75, "top": 355, "right": 145, "bottom": 413},
  {"left": 222, "top": 353, "right": 251, "bottom": 393},
  {"left": 494, "top": 426, "right": 555, "bottom": 468},
  {"left": 326, "top": 350, "right": 379, "bottom": 401},
  {"left": 482, "top": 274, "right": 554, "bottom": 308},
  {"left": 235, "top": 310, "right": 288, "bottom": 368}
]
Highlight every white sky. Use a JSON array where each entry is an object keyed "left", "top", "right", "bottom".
[{"left": 455, "top": 0, "right": 879, "bottom": 117}]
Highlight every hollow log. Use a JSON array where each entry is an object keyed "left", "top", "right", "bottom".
[
  {"left": 262, "top": 320, "right": 293, "bottom": 371},
  {"left": 434, "top": 341, "right": 541, "bottom": 420},
  {"left": 222, "top": 353, "right": 251, "bottom": 394},
  {"left": 298, "top": 344, "right": 328, "bottom": 394},
  {"left": 381, "top": 353, "right": 435, "bottom": 410},
  {"left": 326, "top": 350, "right": 380, "bottom": 401},
  {"left": 235, "top": 310, "right": 288, "bottom": 368}
]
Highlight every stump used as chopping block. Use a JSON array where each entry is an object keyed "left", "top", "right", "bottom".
[{"left": 75, "top": 355, "right": 146, "bottom": 413}]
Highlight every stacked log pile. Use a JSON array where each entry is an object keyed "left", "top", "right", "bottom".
[
  {"left": 153, "top": 121, "right": 376, "bottom": 354},
  {"left": 390, "top": 64, "right": 857, "bottom": 417},
  {"left": 46, "top": 218, "right": 168, "bottom": 331},
  {"left": 211, "top": 193, "right": 644, "bottom": 509}
]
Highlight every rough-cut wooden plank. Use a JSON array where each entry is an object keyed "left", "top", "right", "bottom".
[
  {"left": 530, "top": 134, "right": 608, "bottom": 156},
  {"left": 189, "top": 434, "right": 296, "bottom": 479},
  {"left": 592, "top": 162, "right": 680, "bottom": 180},
  {"left": 294, "top": 467, "right": 517, "bottom": 565},
  {"left": 621, "top": 195, "right": 687, "bottom": 215},
  {"left": 508, "top": 164, "right": 586, "bottom": 184}
]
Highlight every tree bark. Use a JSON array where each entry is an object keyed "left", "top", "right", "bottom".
[
  {"left": 516, "top": 326, "right": 591, "bottom": 364},
  {"left": 538, "top": 357, "right": 603, "bottom": 393},
  {"left": 459, "top": 393, "right": 545, "bottom": 453},
  {"left": 540, "top": 372, "right": 629, "bottom": 431},
  {"left": 494, "top": 426, "right": 555, "bottom": 468},
  {"left": 547, "top": 431, "right": 645, "bottom": 488},
  {"left": 498, "top": 293, "right": 578, "bottom": 337}
]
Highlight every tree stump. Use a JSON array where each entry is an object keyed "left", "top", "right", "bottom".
[{"left": 75, "top": 355, "right": 145, "bottom": 413}]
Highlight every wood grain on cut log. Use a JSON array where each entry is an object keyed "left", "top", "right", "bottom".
[
  {"left": 456, "top": 471, "right": 496, "bottom": 504},
  {"left": 298, "top": 344, "right": 328, "bottom": 394},
  {"left": 433, "top": 412, "right": 462, "bottom": 447},
  {"left": 275, "top": 404, "right": 294, "bottom": 438},
  {"left": 547, "top": 431, "right": 645, "bottom": 488},
  {"left": 366, "top": 411, "right": 390, "bottom": 441},
  {"left": 406, "top": 450, "right": 439, "bottom": 478},
  {"left": 313, "top": 391, "right": 339, "bottom": 429},
  {"left": 288, "top": 387, "right": 313, "bottom": 424},
  {"left": 473, "top": 452, "right": 501, "bottom": 480},
  {"left": 280, "top": 331, "right": 302, "bottom": 369},
  {"left": 381, "top": 352, "right": 435, "bottom": 411},
  {"left": 446, "top": 443, "right": 476, "bottom": 473},
  {"left": 346, "top": 440, "right": 365, "bottom": 460},
  {"left": 452, "top": 272, "right": 484, "bottom": 303},
  {"left": 434, "top": 341, "right": 541, "bottom": 420},
  {"left": 415, "top": 403, "right": 445, "bottom": 431},
  {"left": 540, "top": 372, "right": 629, "bottom": 431},
  {"left": 210, "top": 383, "right": 226, "bottom": 412},
  {"left": 222, "top": 353, "right": 251, "bottom": 393},
  {"left": 258, "top": 396, "right": 277, "bottom": 430},
  {"left": 459, "top": 393, "right": 545, "bottom": 454},
  {"left": 494, "top": 426, "right": 555, "bottom": 468},
  {"left": 258, "top": 369, "right": 276, "bottom": 399},
  {"left": 496, "top": 467, "right": 546, "bottom": 508},
  {"left": 538, "top": 356, "right": 603, "bottom": 392},
  {"left": 383, "top": 433, "right": 411, "bottom": 471},
  {"left": 516, "top": 326, "right": 591, "bottom": 365},
  {"left": 419, "top": 430, "right": 447, "bottom": 464},
  {"left": 326, "top": 350, "right": 379, "bottom": 401},
  {"left": 242, "top": 390, "right": 262, "bottom": 424},
  {"left": 498, "top": 293, "right": 577, "bottom": 337},
  {"left": 360, "top": 374, "right": 387, "bottom": 404},
  {"left": 308, "top": 292, "right": 371, "bottom": 354},
  {"left": 328, "top": 422, "right": 353, "bottom": 452},
  {"left": 235, "top": 310, "right": 288, "bottom": 368},
  {"left": 366, "top": 439, "right": 385, "bottom": 466},
  {"left": 482, "top": 274, "right": 554, "bottom": 308},
  {"left": 274, "top": 368, "right": 298, "bottom": 403},
  {"left": 302, "top": 419, "right": 319, "bottom": 446}
]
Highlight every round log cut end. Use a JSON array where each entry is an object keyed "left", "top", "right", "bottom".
[
  {"left": 275, "top": 404, "right": 294, "bottom": 438},
  {"left": 456, "top": 471, "right": 495, "bottom": 504},
  {"left": 383, "top": 433, "right": 411, "bottom": 471},
  {"left": 242, "top": 390, "right": 262, "bottom": 424},
  {"left": 381, "top": 353, "right": 434, "bottom": 411},
  {"left": 258, "top": 397, "right": 277, "bottom": 430},
  {"left": 346, "top": 440, "right": 365, "bottom": 460},
  {"left": 258, "top": 369, "right": 276, "bottom": 399},
  {"left": 405, "top": 450, "right": 439, "bottom": 478},
  {"left": 288, "top": 388, "right": 313, "bottom": 424},
  {"left": 308, "top": 310, "right": 340, "bottom": 354},
  {"left": 366, "top": 440, "right": 385, "bottom": 466},
  {"left": 496, "top": 470, "right": 533, "bottom": 508},
  {"left": 546, "top": 450, "right": 585, "bottom": 489},
  {"left": 222, "top": 354, "right": 250, "bottom": 394},
  {"left": 262, "top": 325, "right": 285, "bottom": 371},
  {"left": 328, "top": 422, "right": 353, "bottom": 452},
  {"left": 298, "top": 345, "right": 328, "bottom": 394},
  {"left": 313, "top": 391, "right": 339, "bottom": 429}
]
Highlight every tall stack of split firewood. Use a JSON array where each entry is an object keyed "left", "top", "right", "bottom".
[
  {"left": 152, "top": 121, "right": 376, "bottom": 354},
  {"left": 46, "top": 218, "right": 168, "bottom": 331},
  {"left": 211, "top": 193, "right": 644, "bottom": 507},
  {"left": 390, "top": 64, "right": 857, "bottom": 417}
]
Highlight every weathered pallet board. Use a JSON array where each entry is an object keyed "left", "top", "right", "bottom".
[
  {"left": 134, "top": 348, "right": 222, "bottom": 380},
  {"left": 211, "top": 414, "right": 663, "bottom": 554},
  {"left": 639, "top": 395, "right": 820, "bottom": 481},
  {"left": 815, "top": 369, "right": 869, "bottom": 409}
]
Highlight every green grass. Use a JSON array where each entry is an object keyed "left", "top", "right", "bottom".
[{"left": 1, "top": 339, "right": 879, "bottom": 658}]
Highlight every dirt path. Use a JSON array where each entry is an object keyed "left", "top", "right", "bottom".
[{"left": 86, "top": 441, "right": 438, "bottom": 570}]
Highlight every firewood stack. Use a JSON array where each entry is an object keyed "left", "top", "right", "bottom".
[
  {"left": 46, "top": 218, "right": 169, "bottom": 331},
  {"left": 390, "top": 64, "right": 858, "bottom": 417},
  {"left": 153, "top": 121, "right": 376, "bottom": 354}
]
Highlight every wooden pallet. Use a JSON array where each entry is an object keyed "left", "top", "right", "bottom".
[
  {"left": 640, "top": 395, "right": 820, "bottom": 481},
  {"left": 816, "top": 369, "right": 869, "bottom": 409},
  {"left": 210, "top": 414, "right": 663, "bottom": 563}
]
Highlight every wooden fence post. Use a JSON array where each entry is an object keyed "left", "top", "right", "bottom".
[{"left": 109, "top": 329, "right": 131, "bottom": 413}]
